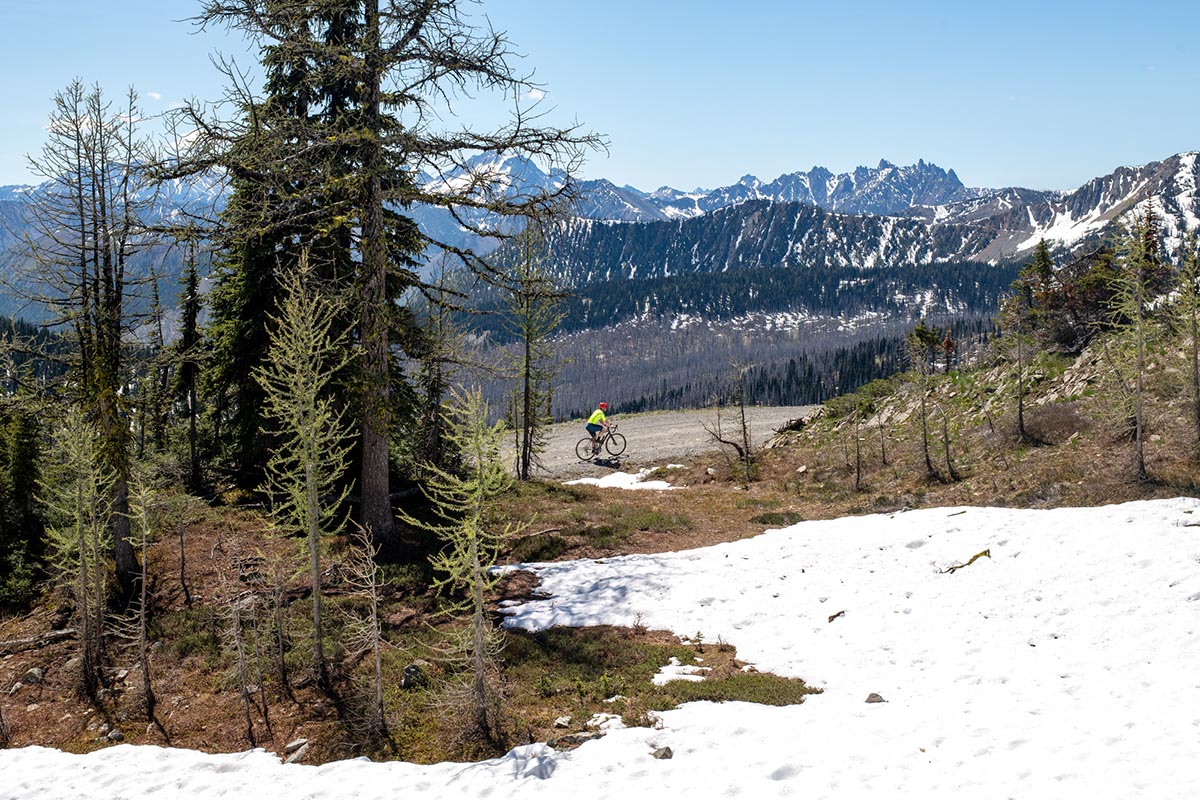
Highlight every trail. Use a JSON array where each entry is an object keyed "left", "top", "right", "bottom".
[{"left": 524, "top": 405, "right": 818, "bottom": 479}]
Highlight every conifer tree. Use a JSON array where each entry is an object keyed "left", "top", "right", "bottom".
[
  {"left": 1001, "top": 261, "right": 1039, "bottom": 443},
  {"left": 401, "top": 388, "right": 515, "bottom": 739},
  {"left": 907, "top": 321, "right": 938, "bottom": 479},
  {"left": 173, "top": 236, "right": 205, "bottom": 493},
  {"left": 41, "top": 407, "right": 115, "bottom": 699},
  {"left": 186, "top": 0, "right": 599, "bottom": 548},
  {"left": 1173, "top": 234, "right": 1200, "bottom": 457},
  {"left": 506, "top": 222, "right": 566, "bottom": 481},
  {"left": 0, "top": 399, "right": 43, "bottom": 606},
  {"left": 21, "top": 81, "right": 157, "bottom": 597},
  {"left": 255, "top": 256, "right": 355, "bottom": 686},
  {"left": 1109, "top": 209, "right": 1163, "bottom": 482}
]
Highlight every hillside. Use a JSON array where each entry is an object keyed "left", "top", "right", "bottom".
[{"left": 4, "top": 321, "right": 1199, "bottom": 772}]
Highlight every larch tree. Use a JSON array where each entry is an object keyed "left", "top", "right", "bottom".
[
  {"left": 41, "top": 407, "right": 115, "bottom": 700},
  {"left": 401, "top": 388, "right": 515, "bottom": 740},
  {"left": 255, "top": 257, "right": 355, "bottom": 686}
]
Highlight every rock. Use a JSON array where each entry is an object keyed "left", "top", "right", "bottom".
[
  {"left": 553, "top": 716, "right": 571, "bottom": 729},
  {"left": 585, "top": 713, "right": 623, "bottom": 732},
  {"left": 706, "top": 468, "right": 716, "bottom": 476},
  {"left": 401, "top": 661, "right": 430, "bottom": 690},
  {"left": 106, "top": 729, "right": 124, "bottom": 742},
  {"left": 547, "top": 732, "right": 602, "bottom": 751},
  {"left": 796, "top": 465, "right": 808, "bottom": 475},
  {"left": 21, "top": 667, "right": 44, "bottom": 685},
  {"left": 63, "top": 657, "right": 81, "bottom": 676},
  {"left": 284, "top": 738, "right": 309, "bottom": 755},
  {"left": 285, "top": 743, "right": 310, "bottom": 764},
  {"left": 865, "top": 693, "right": 886, "bottom": 704},
  {"left": 651, "top": 746, "right": 673, "bottom": 760},
  {"left": 384, "top": 608, "right": 416, "bottom": 628},
  {"left": 115, "top": 669, "right": 129, "bottom": 682},
  {"left": 9, "top": 682, "right": 23, "bottom": 695}
]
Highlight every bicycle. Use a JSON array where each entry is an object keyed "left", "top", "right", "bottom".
[{"left": 575, "top": 422, "right": 627, "bottom": 460}]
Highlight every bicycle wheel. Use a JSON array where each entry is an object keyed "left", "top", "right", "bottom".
[
  {"left": 605, "top": 432, "right": 627, "bottom": 456},
  {"left": 576, "top": 437, "right": 596, "bottom": 460}
]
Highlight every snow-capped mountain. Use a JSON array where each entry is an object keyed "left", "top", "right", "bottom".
[
  {"left": 3, "top": 150, "right": 1199, "bottom": 324},
  {"left": 972, "top": 151, "right": 1200, "bottom": 259},
  {"left": 548, "top": 159, "right": 980, "bottom": 223},
  {"left": 514, "top": 151, "right": 1200, "bottom": 291},
  {"left": 652, "top": 159, "right": 977, "bottom": 221}
]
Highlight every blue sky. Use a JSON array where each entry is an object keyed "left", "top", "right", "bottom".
[{"left": 2, "top": 0, "right": 1197, "bottom": 192}]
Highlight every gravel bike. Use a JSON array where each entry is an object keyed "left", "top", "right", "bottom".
[{"left": 575, "top": 422, "right": 627, "bottom": 460}]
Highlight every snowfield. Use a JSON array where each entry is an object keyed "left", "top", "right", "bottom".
[{"left": 4, "top": 498, "right": 1200, "bottom": 799}]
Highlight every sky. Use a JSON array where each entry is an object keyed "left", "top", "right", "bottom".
[
  {"left": 4, "top": 492, "right": 1200, "bottom": 798},
  {"left": 1, "top": 1, "right": 1199, "bottom": 193}
]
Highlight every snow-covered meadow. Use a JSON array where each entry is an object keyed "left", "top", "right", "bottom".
[{"left": 4, "top": 496, "right": 1200, "bottom": 799}]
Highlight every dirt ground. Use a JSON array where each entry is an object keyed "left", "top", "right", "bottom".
[{"left": 529, "top": 406, "right": 819, "bottom": 479}]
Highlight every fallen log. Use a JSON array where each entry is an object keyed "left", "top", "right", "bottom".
[{"left": 0, "top": 628, "right": 77, "bottom": 656}]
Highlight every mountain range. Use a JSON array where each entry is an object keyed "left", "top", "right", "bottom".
[
  {"left": 483, "top": 151, "right": 1199, "bottom": 262},
  {"left": 2, "top": 151, "right": 1198, "bottom": 323}
]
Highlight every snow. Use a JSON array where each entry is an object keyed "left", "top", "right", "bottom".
[
  {"left": 1175, "top": 152, "right": 1199, "bottom": 233},
  {"left": 564, "top": 468, "right": 680, "bottom": 491},
  {"left": 652, "top": 656, "right": 710, "bottom": 685},
  {"left": 5, "top": 498, "right": 1200, "bottom": 799}
]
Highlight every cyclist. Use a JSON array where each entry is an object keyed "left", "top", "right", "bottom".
[{"left": 585, "top": 402, "right": 610, "bottom": 455}]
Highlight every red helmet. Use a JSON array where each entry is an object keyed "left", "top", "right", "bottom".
[{"left": 598, "top": 402, "right": 608, "bottom": 410}]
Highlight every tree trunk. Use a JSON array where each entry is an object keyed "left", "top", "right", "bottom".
[{"left": 359, "top": 0, "right": 392, "bottom": 547}]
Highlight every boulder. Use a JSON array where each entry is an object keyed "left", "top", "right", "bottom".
[
  {"left": 285, "top": 743, "right": 310, "bottom": 764},
  {"left": 401, "top": 662, "right": 430, "bottom": 690}
]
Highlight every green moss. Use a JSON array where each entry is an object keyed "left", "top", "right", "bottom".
[
  {"left": 159, "top": 607, "right": 222, "bottom": 664},
  {"left": 750, "top": 511, "right": 804, "bottom": 526},
  {"left": 656, "top": 672, "right": 820, "bottom": 706},
  {"left": 508, "top": 534, "right": 568, "bottom": 563},
  {"left": 501, "top": 626, "right": 816, "bottom": 733}
]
